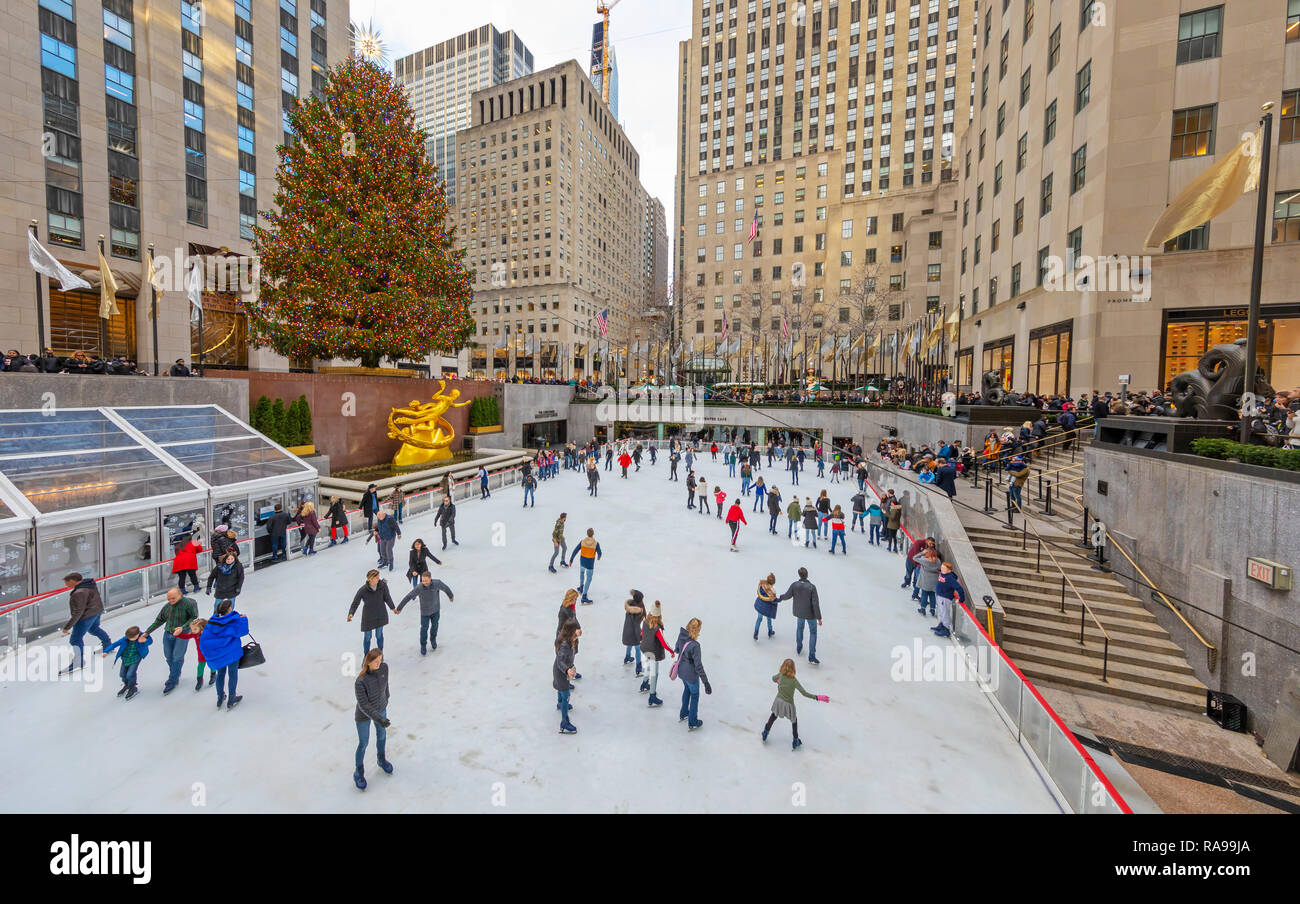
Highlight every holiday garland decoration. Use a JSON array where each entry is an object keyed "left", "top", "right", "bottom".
[{"left": 249, "top": 58, "right": 476, "bottom": 368}]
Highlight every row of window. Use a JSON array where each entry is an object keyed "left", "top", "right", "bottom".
[
  {"left": 40, "top": 0, "right": 85, "bottom": 249},
  {"left": 104, "top": 0, "right": 139, "bottom": 259}
]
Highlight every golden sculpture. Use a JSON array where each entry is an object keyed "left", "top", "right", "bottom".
[{"left": 387, "top": 381, "right": 472, "bottom": 467}]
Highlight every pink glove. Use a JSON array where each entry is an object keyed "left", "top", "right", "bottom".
[{"left": 817, "top": 694, "right": 829, "bottom": 703}]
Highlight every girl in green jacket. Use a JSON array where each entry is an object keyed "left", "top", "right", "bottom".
[{"left": 762, "top": 658, "right": 828, "bottom": 750}]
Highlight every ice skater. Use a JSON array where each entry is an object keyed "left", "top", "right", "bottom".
[
  {"left": 698, "top": 477, "right": 711, "bottom": 515},
  {"left": 201, "top": 599, "right": 249, "bottom": 710},
  {"left": 478, "top": 465, "right": 491, "bottom": 499},
  {"left": 554, "top": 621, "right": 581, "bottom": 734},
  {"left": 327, "top": 496, "right": 350, "bottom": 546},
  {"left": 753, "top": 572, "right": 778, "bottom": 639},
  {"left": 405, "top": 538, "right": 442, "bottom": 589},
  {"left": 751, "top": 476, "right": 767, "bottom": 512},
  {"left": 60, "top": 572, "right": 111, "bottom": 674},
  {"left": 434, "top": 495, "right": 458, "bottom": 550},
  {"left": 766, "top": 485, "right": 783, "bottom": 534},
  {"left": 396, "top": 570, "right": 453, "bottom": 654},
  {"left": 713, "top": 486, "right": 726, "bottom": 519},
  {"left": 828, "top": 506, "right": 846, "bottom": 555},
  {"left": 548, "top": 512, "right": 569, "bottom": 573},
  {"left": 587, "top": 460, "right": 601, "bottom": 496},
  {"left": 618, "top": 450, "right": 632, "bottom": 477},
  {"left": 725, "top": 499, "right": 747, "bottom": 550},
  {"left": 353, "top": 648, "right": 393, "bottom": 790},
  {"left": 933, "top": 562, "right": 966, "bottom": 638},
  {"left": 522, "top": 470, "right": 537, "bottom": 507},
  {"left": 778, "top": 567, "right": 823, "bottom": 664},
  {"left": 568, "top": 529, "right": 602, "bottom": 603},
  {"left": 101, "top": 626, "right": 152, "bottom": 701},
  {"left": 174, "top": 618, "right": 212, "bottom": 691},
  {"left": 673, "top": 618, "right": 711, "bottom": 731},
  {"left": 622, "top": 589, "right": 646, "bottom": 676},
  {"left": 348, "top": 569, "right": 397, "bottom": 654},
  {"left": 686, "top": 471, "right": 697, "bottom": 508},
  {"left": 761, "top": 659, "right": 829, "bottom": 750},
  {"left": 638, "top": 603, "right": 674, "bottom": 707}
]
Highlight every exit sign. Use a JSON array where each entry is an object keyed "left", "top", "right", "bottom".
[{"left": 1247, "top": 558, "right": 1293, "bottom": 590}]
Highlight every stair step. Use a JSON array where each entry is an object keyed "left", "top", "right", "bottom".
[
  {"left": 998, "top": 600, "right": 1166, "bottom": 636},
  {"left": 1005, "top": 610, "right": 1184, "bottom": 650},
  {"left": 995, "top": 589, "right": 1159, "bottom": 624},
  {"left": 1003, "top": 657, "right": 1206, "bottom": 714},
  {"left": 1000, "top": 642, "right": 1204, "bottom": 692},
  {"left": 1002, "top": 624, "right": 1197, "bottom": 673},
  {"left": 976, "top": 561, "right": 1134, "bottom": 592}
]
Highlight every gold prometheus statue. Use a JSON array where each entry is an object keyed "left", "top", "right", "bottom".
[{"left": 387, "top": 381, "right": 472, "bottom": 467}]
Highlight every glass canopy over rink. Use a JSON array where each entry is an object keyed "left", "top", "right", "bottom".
[{"left": 0, "top": 406, "right": 317, "bottom": 645}]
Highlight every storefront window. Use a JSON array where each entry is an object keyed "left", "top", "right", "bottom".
[
  {"left": 191, "top": 296, "right": 248, "bottom": 369},
  {"left": 50, "top": 288, "right": 136, "bottom": 360},
  {"left": 956, "top": 347, "right": 974, "bottom": 391},
  {"left": 1027, "top": 320, "right": 1072, "bottom": 397},
  {"left": 1161, "top": 308, "right": 1300, "bottom": 390},
  {"left": 981, "top": 336, "right": 1015, "bottom": 390}
]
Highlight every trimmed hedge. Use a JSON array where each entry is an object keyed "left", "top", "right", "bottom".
[
  {"left": 469, "top": 395, "right": 501, "bottom": 427},
  {"left": 1190, "top": 437, "right": 1300, "bottom": 471}
]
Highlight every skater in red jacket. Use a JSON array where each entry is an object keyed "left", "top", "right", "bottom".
[
  {"left": 618, "top": 451, "right": 632, "bottom": 478},
  {"left": 171, "top": 538, "right": 203, "bottom": 594},
  {"left": 713, "top": 486, "right": 727, "bottom": 520},
  {"left": 725, "top": 502, "right": 748, "bottom": 550}
]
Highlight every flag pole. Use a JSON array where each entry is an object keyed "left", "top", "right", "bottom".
[
  {"left": 147, "top": 243, "right": 158, "bottom": 375},
  {"left": 1241, "top": 106, "right": 1273, "bottom": 443},
  {"left": 30, "top": 221, "right": 47, "bottom": 353}
]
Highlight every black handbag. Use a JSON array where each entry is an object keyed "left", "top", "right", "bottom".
[{"left": 238, "top": 633, "right": 266, "bottom": 669}]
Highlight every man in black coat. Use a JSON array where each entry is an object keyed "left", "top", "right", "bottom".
[
  {"left": 433, "top": 495, "right": 458, "bottom": 550},
  {"left": 266, "top": 504, "right": 291, "bottom": 561},
  {"left": 778, "top": 567, "right": 824, "bottom": 664},
  {"left": 934, "top": 459, "right": 958, "bottom": 499}
]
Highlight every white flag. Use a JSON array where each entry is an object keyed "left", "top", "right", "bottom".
[
  {"left": 186, "top": 258, "right": 204, "bottom": 324},
  {"left": 28, "top": 232, "right": 90, "bottom": 291}
]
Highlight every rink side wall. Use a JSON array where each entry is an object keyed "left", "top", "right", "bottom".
[{"left": 1085, "top": 444, "right": 1300, "bottom": 746}]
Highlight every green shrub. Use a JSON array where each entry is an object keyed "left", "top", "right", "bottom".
[
  {"left": 469, "top": 396, "right": 501, "bottom": 427},
  {"left": 270, "top": 398, "right": 287, "bottom": 445},
  {"left": 252, "top": 395, "right": 271, "bottom": 435},
  {"left": 295, "top": 394, "right": 313, "bottom": 445},
  {"left": 1190, "top": 437, "right": 1300, "bottom": 471}
]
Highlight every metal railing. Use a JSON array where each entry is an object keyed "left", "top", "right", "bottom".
[{"left": 0, "top": 462, "right": 530, "bottom": 650}]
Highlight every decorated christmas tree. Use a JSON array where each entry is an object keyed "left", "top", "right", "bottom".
[{"left": 249, "top": 58, "right": 475, "bottom": 368}]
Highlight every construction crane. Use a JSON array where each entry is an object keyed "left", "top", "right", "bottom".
[{"left": 595, "top": 0, "right": 623, "bottom": 106}]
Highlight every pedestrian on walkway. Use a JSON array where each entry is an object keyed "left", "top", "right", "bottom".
[
  {"left": 548, "top": 512, "right": 569, "bottom": 573},
  {"left": 761, "top": 659, "right": 829, "bottom": 751},
  {"left": 142, "top": 587, "right": 200, "bottom": 695},
  {"left": 353, "top": 648, "right": 393, "bottom": 790},
  {"left": 396, "top": 571, "right": 453, "bottom": 654},
  {"left": 778, "top": 567, "right": 823, "bottom": 664},
  {"left": 60, "top": 572, "right": 111, "bottom": 674},
  {"left": 674, "top": 618, "right": 711, "bottom": 730},
  {"left": 348, "top": 569, "right": 396, "bottom": 655}
]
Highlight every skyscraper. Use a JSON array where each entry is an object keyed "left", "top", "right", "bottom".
[
  {"left": 590, "top": 20, "right": 619, "bottom": 121},
  {"left": 395, "top": 24, "right": 534, "bottom": 206}
]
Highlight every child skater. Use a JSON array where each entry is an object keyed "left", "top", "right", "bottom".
[
  {"left": 713, "top": 486, "right": 726, "bottom": 519},
  {"left": 753, "top": 572, "right": 778, "bottom": 640},
  {"left": 761, "top": 658, "right": 829, "bottom": 750},
  {"left": 102, "top": 626, "right": 153, "bottom": 700},
  {"left": 175, "top": 617, "right": 212, "bottom": 691}
]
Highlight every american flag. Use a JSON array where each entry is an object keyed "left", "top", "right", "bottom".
[
  {"left": 720, "top": 320, "right": 728, "bottom": 348},
  {"left": 748, "top": 212, "right": 759, "bottom": 244},
  {"left": 596, "top": 308, "right": 609, "bottom": 337},
  {"left": 781, "top": 314, "right": 790, "bottom": 340}
]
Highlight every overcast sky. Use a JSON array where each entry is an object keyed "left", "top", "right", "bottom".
[{"left": 364, "top": 0, "right": 691, "bottom": 259}]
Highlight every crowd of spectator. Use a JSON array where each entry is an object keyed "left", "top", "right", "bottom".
[{"left": 0, "top": 348, "right": 171, "bottom": 376}]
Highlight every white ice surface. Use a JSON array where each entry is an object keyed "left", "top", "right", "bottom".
[{"left": 0, "top": 456, "right": 1060, "bottom": 813}]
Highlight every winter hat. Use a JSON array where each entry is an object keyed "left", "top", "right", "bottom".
[
  {"left": 649, "top": 600, "right": 662, "bottom": 619},
  {"left": 630, "top": 589, "right": 644, "bottom": 605}
]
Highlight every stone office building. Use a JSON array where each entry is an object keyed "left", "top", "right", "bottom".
[
  {"left": 952, "top": 0, "right": 1300, "bottom": 398},
  {"left": 453, "top": 60, "right": 647, "bottom": 381},
  {"left": 0, "top": 0, "right": 350, "bottom": 372}
]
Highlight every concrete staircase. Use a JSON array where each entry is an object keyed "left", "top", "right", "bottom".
[{"left": 966, "top": 526, "right": 1206, "bottom": 713}]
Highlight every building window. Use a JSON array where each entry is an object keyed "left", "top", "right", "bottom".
[
  {"left": 929, "top": 231, "right": 942, "bottom": 249},
  {"left": 982, "top": 336, "right": 1014, "bottom": 390},
  {"left": 1047, "top": 24, "right": 1061, "bottom": 72},
  {"left": 1014, "top": 199, "right": 1025, "bottom": 235},
  {"left": 1164, "top": 223, "right": 1210, "bottom": 252},
  {"left": 1010, "top": 263, "right": 1022, "bottom": 298},
  {"left": 1028, "top": 320, "right": 1072, "bottom": 396},
  {"left": 1275, "top": 191, "right": 1300, "bottom": 243},
  {"left": 994, "top": 162, "right": 1003, "bottom": 195},
  {"left": 49, "top": 288, "right": 136, "bottom": 359},
  {"left": 1171, "top": 104, "right": 1216, "bottom": 159},
  {"left": 1037, "top": 246, "right": 1051, "bottom": 286},
  {"left": 927, "top": 264, "right": 942, "bottom": 282},
  {"left": 1080, "top": 0, "right": 1096, "bottom": 32},
  {"left": 1040, "top": 173, "right": 1053, "bottom": 215},
  {"left": 1070, "top": 145, "right": 1087, "bottom": 194},
  {"left": 1020, "top": 68, "right": 1031, "bottom": 108},
  {"left": 991, "top": 219, "right": 1001, "bottom": 252},
  {"left": 997, "top": 102, "right": 1006, "bottom": 138},
  {"left": 1075, "top": 61, "right": 1091, "bottom": 113},
  {"left": 1067, "top": 227, "right": 1083, "bottom": 268},
  {"left": 1177, "top": 7, "right": 1223, "bottom": 64},
  {"left": 1044, "top": 99, "right": 1057, "bottom": 144},
  {"left": 1290, "top": 0, "right": 1300, "bottom": 42},
  {"left": 1281, "top": 89, "right": 1299, "bottom": 144}
]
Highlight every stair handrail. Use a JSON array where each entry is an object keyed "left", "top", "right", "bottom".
[
  {"left": 1013, "top": 498, "right": 1113, "bottom": 682},
  {"left": 1033, "top": 459, "right": 1086, "bottom": 481},
  {"left": 1071, "top": 491, "right": 1218, "bottom": 674}
]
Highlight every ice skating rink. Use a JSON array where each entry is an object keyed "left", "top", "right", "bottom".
[{"left": 0, "top": 458, "right": 1061, "bottom": 813}]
